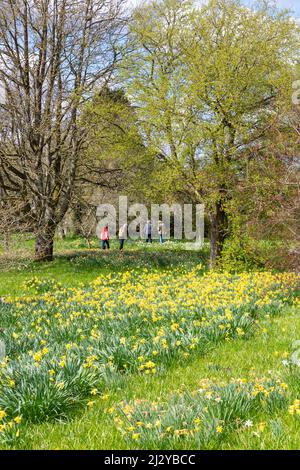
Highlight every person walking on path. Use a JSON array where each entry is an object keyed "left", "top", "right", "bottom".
[
  {"left": 101, "top": 225, "right": 110, "bottom": 250},
  {"left": 144, "top": 220, "right": 152, "bottom": 243},
  {"left": 158, "top": 220, "right": 165, "bottom": 244},
  {"left": 119, "top": 223, "right": 127, "bottom": 251}
]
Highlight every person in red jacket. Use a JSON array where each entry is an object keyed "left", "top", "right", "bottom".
[{"left": 101, "top": 225, "right": 110, "bottom": 250}]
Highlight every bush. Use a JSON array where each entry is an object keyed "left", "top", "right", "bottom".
[{"left": 220, "top": 235, "right": 266, "bottom": 273}]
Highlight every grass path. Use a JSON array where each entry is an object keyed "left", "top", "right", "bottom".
[{"left": 18, "top": 307, "right": 300, "bottom": 450}]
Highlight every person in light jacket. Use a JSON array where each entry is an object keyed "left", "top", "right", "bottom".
[
  {"left": 101, "top": 225, "right": 110, "bottom": 250},
  {"left": 119, "top": 223, "right": 127, "bottom": 251}
]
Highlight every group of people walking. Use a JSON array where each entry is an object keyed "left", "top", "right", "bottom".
[{"left": 99, "top": 220, "right": 165, "bottom": 251}]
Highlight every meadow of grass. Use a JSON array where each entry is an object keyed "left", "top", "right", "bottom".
[
  {"left": 0, "top": 235, "right": 208, "bottom": 295},
  {"left": 0, "top": 236, "right": 299, "bottom": 450}
]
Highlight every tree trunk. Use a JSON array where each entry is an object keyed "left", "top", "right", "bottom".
[
  {"left": 4, "top": 233, "right": 10, "bottom": 253},
  {"left": 35, "top": 225, "right": 56, "bottom": 261},
  {"left": 58, "top": 223, "right": 67, "bottom": 240},
  {"left": 209, "top": 201, "right": 229, "bottom": 268},
  {"left": 72, "top": 203, "right": 84, "bottom": 236}
]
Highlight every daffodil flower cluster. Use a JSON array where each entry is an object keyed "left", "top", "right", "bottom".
[
  {"left": 0, "top": 268, "right": 298, "bottom": 443},
  {"left": 0, "top": 407, "right": 21, "bottom": 444},
  {"left": 288, "top": 400, "right": 300, "bottom": 417},
  {"left": 111, "top": 377, "right": 289, "bottom": 448}
]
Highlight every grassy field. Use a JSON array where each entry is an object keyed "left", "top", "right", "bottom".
[
  {"left": 0, "top": 236, "right": 299, "bottom": 450},
  {"left": 0, "top": 235, "right": 208, "bottom": 295},
  {"left": 21, "top": 310, "right": 300, "bottom": 450}
]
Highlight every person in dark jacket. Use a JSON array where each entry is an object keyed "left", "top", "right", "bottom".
[{"left": 144, "top": 220, "right": 152, "bottom": 243}]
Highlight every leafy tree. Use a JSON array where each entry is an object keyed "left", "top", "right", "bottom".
[
  {"left": 79, "top": 87, "right": 149, "bottom": 192},
  {"left": 0, "top": 0, "right": 127, "bottom": 260},
  {"left": 123, "top": 0, "right": 299, "bottom": 266},
  {"left": 76, "top": 86, "right": 157, "bottom": 220},
  {"left": 227, "top": 104, "right": 300, "bottom": 271}
]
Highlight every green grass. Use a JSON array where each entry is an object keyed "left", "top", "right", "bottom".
[
  {"left": 0, "top": 236, "right": 299, "bottom": 450},
  {"left": 15, "top": 307, "right": 300, "bottom": 450},
  {"left": 0, "top": 235, "right": 208, "bottom": 296}
]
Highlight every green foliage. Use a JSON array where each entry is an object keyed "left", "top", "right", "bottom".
[
  {"left": 0, "top": 267, "right": 298, "bottom": 443},
  {"left": 122, "top": 0, "right": 300, "bottom": 263},
  {"left": 113, "top": 378, "right": 288, "bottom": 448},
  {"left": 80, "top": 87, "right": 158, "bottom": 201},
  {"left": 0, "top": 357, "right": 101, "bottom": 423},
  {"left": 4, "top": 307, "right": 299, "bottom": 450},
  {"left": 22, "top": 278, "right": 62, "bottom": 294},
  {"left": 220, "top": 235, "right": 266, "bottom": 273}
]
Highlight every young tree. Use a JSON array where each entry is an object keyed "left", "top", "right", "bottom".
[
  {"left": 0, "top": 0, "right": 127, "bottom": 260},
  {"left": 123, "top": 0, "right": 299, "bottom": 266},
  {"left": 77, "top": 86, "right": 158, "bottom": 209},
  {"left": 79, "top": 87, "right": 148, "bottom": 190}
]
